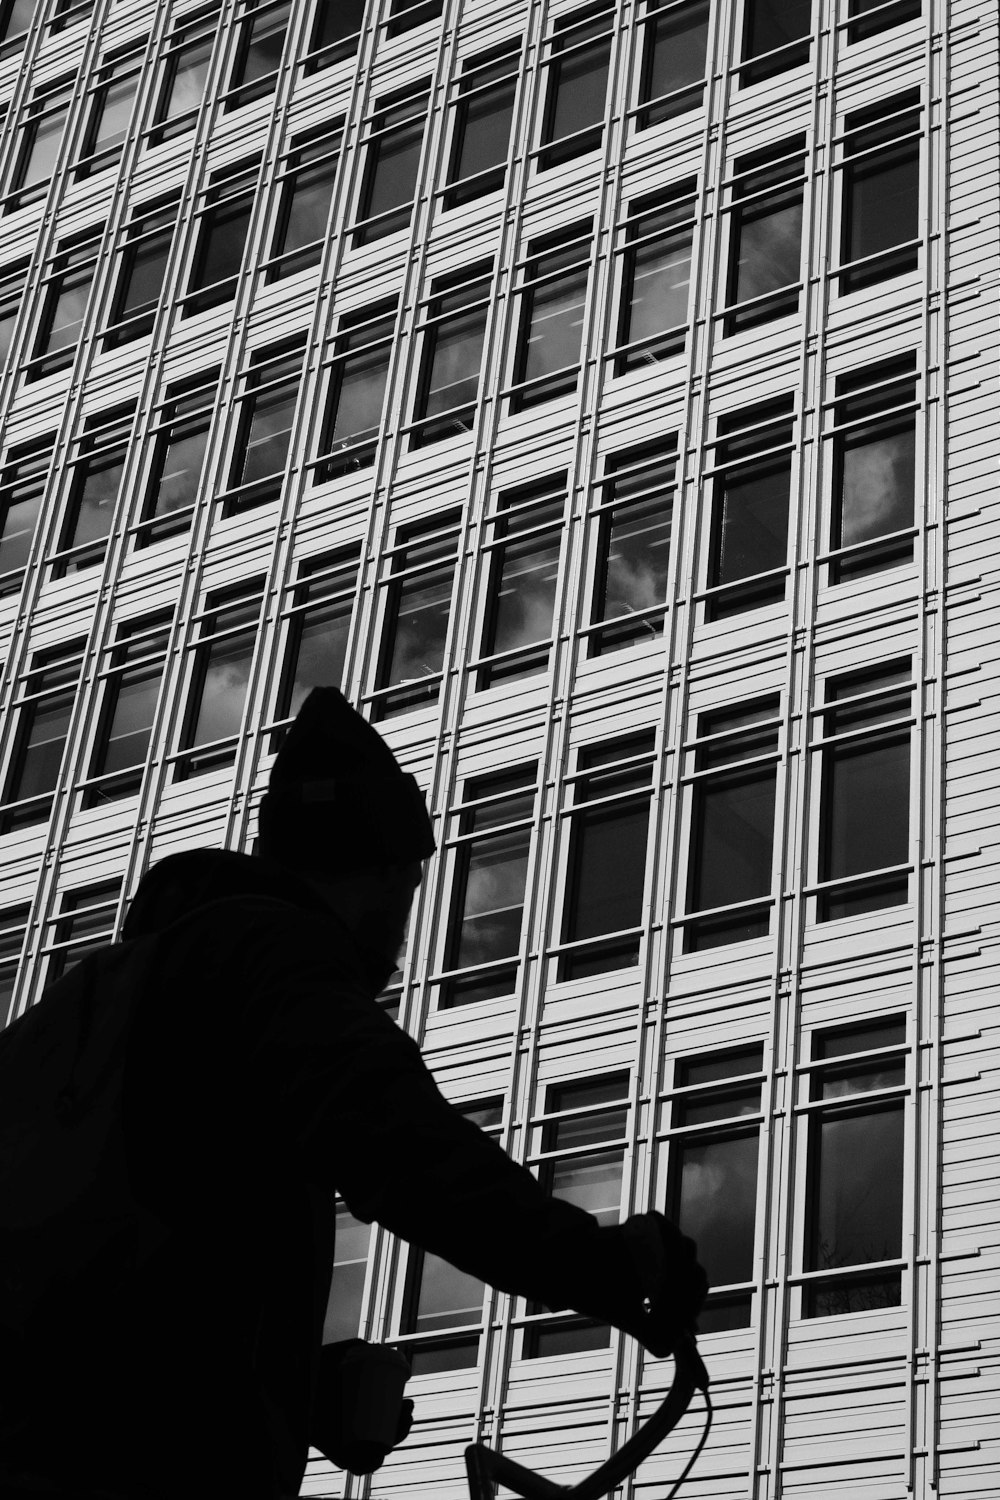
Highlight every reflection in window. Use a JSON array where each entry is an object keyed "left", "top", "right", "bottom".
[
  {"left": 372, "top": 511, "right": 461, "bottom": 721},
  {"left": 323, "top": 1202, "right": 372, "bottom": 1343},
  {"left": 0, "top": 433, "right": 51, "bottom": 590},
  {"left": 538, "top": 3, "right": 613, "bottom": 170},
  {"left": 305, "top": 0, "right": 364, "bottom": 71},
  {"left": 0, "top": 0, "right": 36, "bottom": 51},
  {"left": 0, "top": 639, "right": 84, "bottom": 834},
  {"left": 52, "top": 404, "right": 135, "bottom": 576},
  {"left": 725, "top": 136, "right": 805, "bottom": 334},
  {"left": 175, "top": 580, "right": 264, "bottom": 779},
  {"left": 3, "top": 73, "right": 73, "bottom": 213},
  {"left": 804, "top": 1017, "right": 907, "bottom": 1315},
  {"left": 840, "top": 92, "right": 920, "bottom": 294},
  {"left": 353, "top": 81, "right": 429, "bottom": 246},
  {"left": 26, "top": 227, "right": 101, "bottom": 382},
  {"left": 0, "top": 905, "right": 29, "bottom": 1024},
  {"left": 526, "top": 1077, "right": 627, "bottom": 1357},
  {"left": 266, "top": 119, "right": 343, "bottom": 281},
  {"left": 706, "top": 396, "right": 794, "bottom": 618},
  {"left": 49, "top": 0, "right": 94, "bottom": 33},
  {"left": 614, "top": 179, "right": 695, "bottom": 373},
  {"left": 636, "top": 0, "right": 709, "bottom": 128},
  {"left": 45, "top": 880, "right": 121, "bottom": 985},
  {"left": 439, "top": 766, "right": 536, "bottom": 1008},
  {"left": 511, "top": 221, "right": 593, "bottom": 411},
  {"left": 139, "top": 367, "right": 220, "bottom": 547},
  {"left": 668, "top": 1046, "right": 764, "bottom": 1331},
  {"left": 224, "top": 0, "right": 290, "bottom": 110},
  {"left": 399, "top": 1102, "right": 501, "bottom": 1373},
  {"left": 684, "top": 699, "right": 780, "bottom": 951},
  {"left": 588, "top": 437, "right": 676, "bottom": 656},
  {"left": 846, "top": 0, "right": 919, "bottom": 43},
  {"left": 183, "top": 156, "right": 260, "bottom": 316},
  {"left": 829, "top": 354, "right": 917, "bottom": 581},
  {"left": 104, "top": 194, "right": 180, "bottom": 348},
  {"left": 275, "top": 548, "right": 361, "bottom": 729},
  {"left": 0, "top": 259, "right": 28, "bottom": 372},
  {"left": 477, "top": 475, "right": 564, "bottom": 688},
  {"left": 75, "top": 45, "right": 142, "bottom": 178},
  {"left": 149, "top": 4, "right": 221, "bottom": 145},
  {"left": 410, "top": 261, "right": 493, "bottom": 448},
  {"left": 224, "top": 336, "right": 305, "bottom": 513},
  {"left": 816, "top": 661, "right": 912, "bottom": 920},
  {"left": 739, "top": 0, "right": 811, "bottom": 86},
  {"left": 443, "top": 40, "right": 519, "bottom": 209},
  {"left": 315, "top": 300, "right": 397, "bottom": 480},
  {"left": 560, "top": 734, "right": 655, "bottom": 980},
  {"left": 84, "top": 613, "right": 172, "bottom": 806}
]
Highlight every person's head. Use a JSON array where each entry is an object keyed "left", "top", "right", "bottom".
[{"left": 257, "top": 688, "right": 435, "bottom": 983}]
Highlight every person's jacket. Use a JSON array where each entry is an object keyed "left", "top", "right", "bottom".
[{"left": 0, "top": 850, "right": 636, "bottom": 1500}]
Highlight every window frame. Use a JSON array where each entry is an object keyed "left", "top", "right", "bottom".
[
  {"left": 723, "top": 135, "right": 807, "bottom": 335},
  {"left": 442, "top": 39, "right": 520, "bottom": 210},
  {"left": 272, "top": 546, "right": 362, "bottom": 735},
  {"left": 837, "top": 92, "right": 922, "bottom": 295},
  {"left": 222, "top": 0, "right": 292, "bottom": 112},
  {"left": 103, "top": 193, "right": 180, "bottom": 349},
  {"left": 612, "top": 178, "right": 696, "bottom": 374},
  {"left": 2, "top": 72, "right": 75, "bottom": 215},
  {"left": 0, "top": 430, "right": 52, "bottom": 593},
  {"left": 173, "top": 580, "right": 265, "bottom": 780},
  {"left": 136, "top": 366, "right": 220, "bottom": 548},
  {"left": 633, "top": 0, "right": 709, "bottom": 129},
  {"left": 147, "top": 3, "right": 222, "bottom": 147},
  {"left": 43, "top": 879, "right": 122, "bottom": 985},
  {"left": 509, "top": 220, "right": 594, "bottom": 413},
  {"left": 351, "top": 79, "right": 430, "bottom": 247},
  {"left": 73, "top": 42, "right": 144, "bottom": 180},
  {"left": 585, "top": 436, "right": 677, "bottom": 657},
  {"left": 703, "top": 396, "right": 795, "bottom": 619},
  {"left": 221, "top": 335, "right": 306, "bottom": 514},
  {"left": 51, "top": 403, "right": 136, "bottom": 577},
  {"left": 181, "top": 155, "right": 261, "bottom": 317},
  {"left": 24, "top": 226, "right": 102, "bottom": 384},
  {"left": 314, "top": 298, "right": 398, "bottom": 480},
  {"left": 408, "top": 260, "right": 494, "bottom": 449},
  {"left": 303, "top": 0, "right": 365, "bottom": 74},
  {"left": 369, "top": 509, "right": 462, "bottom": 722},
  {"left": 0, "top": 638, "right": 85, "bottom": 834},
  {"left": 474, "top": 474, "right": 566, "bottom": 689},
  {"left": 264, "top": 117, "right": 344, "bottom": 283},
  {"left": 82, "top": 612, "right": 173, "bottom": 807},
  {"left": 536, "top": 2, "right": 615, "bottom": 172},
  {"left": 738, "top": 0, "right": 813, "bottom": 88}
]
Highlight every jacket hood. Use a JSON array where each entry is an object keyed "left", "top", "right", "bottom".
[{"left": 122, "top": 849, "right": 326, "bottom": 941}]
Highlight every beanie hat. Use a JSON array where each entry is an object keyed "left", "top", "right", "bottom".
[{"left": 257, "top": 688, "right": 435, "bottom": 875}]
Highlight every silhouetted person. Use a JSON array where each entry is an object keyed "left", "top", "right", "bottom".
[{"left": 0, "top": 688, "right": 706, "bottom": 1499}]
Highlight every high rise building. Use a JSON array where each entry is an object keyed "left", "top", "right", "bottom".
[{"left": 0, "top": 0, "right": 997, "bottom": 1495}]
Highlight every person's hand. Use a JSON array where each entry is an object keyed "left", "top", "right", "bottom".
[
  {"left": 616, "top": 1212, "right": 708, "bottom": 1357},
  {"left": 311, "top": 1340, "right": 414, "bottom": 1474}
]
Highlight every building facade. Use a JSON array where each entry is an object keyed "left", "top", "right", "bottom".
[{"left": 0, "top": 0, "right": 997, "bottom": 1495}]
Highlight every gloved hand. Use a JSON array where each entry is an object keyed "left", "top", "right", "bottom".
[
  {"left": 311, "top": 1339, "right": 414, "bottom": 1475},
  {"left": 615, "top": 1212, "right": 708, "bottom": 1357}
]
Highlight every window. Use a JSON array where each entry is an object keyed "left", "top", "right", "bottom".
[
  {"left": 839, "top": 92, "right": 920, "bottom": 294},
  {"left": 635, "top": 0, "right": 709, "bottom": 127},
  {"left": 828, "top": 354, "right": 917, "bottom": 581},
  {"left": 315, "top": 299, "right": 397, "bottom": 479},
  {"left": 45, "top": 880, "right": 121, "bottom": 984},
  {"left": 371, "top": 511, "right": 461, "bottom": 721},
  {"left": 439, "top": 766, "right": 536, "bottom": 1008},
  {"left": 0, "top": 259, "right": 29, "bottom": 373},
  {"left": 175, "top": 580, "right": 264, "bottom": 779},
  {"left": 587, "top": 437, "right": 676, "bottom": 656},
  {"left": 815, "top": 660, "right": 912, "bottom": 920},
  {"left": 3, "top": 73, "right": 74, "bottom": 213},
  {"left": 83, "top": 613, "right": 172, "bottom": 807},
  {"left": 559, "top": 734, "right": 655, "bottom": 980},
  {"left": 138, "top": 367, "right": 219, "bottom": 546},
  {"left": 74, "top": 44, "right": 142, "bottom": 178},
  {"left": 739, "top": 0, "right": 811, "bottom": 86},
  {"left": 846, "top": 0, "right": 920, "bottom": 45},
  {"left": 182, "top": 156, "right": 260, "bottom": 316},
  {"left": 399, "top": 1101, "right": 501, "bottom": 1373},
  {"left": 265, "top": 118, "right": 343, "bottom": 282},
  {"left": 683, "top": 698, "right": 780, "bottom": 952},
  {"left": 386, "top": 0, "right": 442, "bottom": 38},
  {"left": 476, "top": 475, "right": 564, "bottom": 689},
  {"left": 49, "top": 0, "right": 93, "bottom": 33},
  {"left": 224, "top": 336, "right": 304, "bottom": 513},
  {"left": 510, "top": 220, "right": 593, "bottom": 412},
  {"left": 52, "top": 404, "right": 135, "bottom": 577},
  {"left": 149, "top": 4, "right": 221, "bottom": 145},
  {"left": 537, "top": 3, "right": 613, "bottom": 170},
  {"left": 304, "top": 0, "right": 364, "bottom": 72},
  {"left": 274, "top": 548, "right": 361, "bottom": 729},
  {"left": 0, "top": 433, "right": 52, "bottom": 591},
  {"left": 802, "top": 1017, "right": 907, "bottom": 1316},
  {"left": 353, "top": 80, "right": 429, "bottom": 246},
  {"left": 224, "top": 0, "right": 290, "bottom": 110},
  {"left": 525, "top": 1076, "right": 628, "bottom": 1357},
  {"left": 705, "top": 396, "right": 794, "bottom": 618},
  {"left": 0, "top": 639, "right": 84, "bottom": 834},
  {"left": 25, "top": 227, "right": 101, "bottom": 383},
  {"left": 410, "top": 261, "right": 492, "bottom": 448},
  {"left": 667, "top": 1045, "right": 764, "bottom": 1331},
  {"left": 323, "top": 1202, "right": 372, "bottom": 1343},
  {"left": 0, "top": 906, "right": 29, "bottom": 1023},
  {"left": 0, "top": 0, "right": 36, "bottom": 53},
  {"left": 443, "top": 40, "right": 519, "bottom": 209},
  {"left": 104, "top": 194, "right": 180, "bottom": 349},
  {"left": 724, "top": 136, "right": 805, "bottom": 334},
  {"left": 614, "top": 179, "right": 695, "bottom": 373}
]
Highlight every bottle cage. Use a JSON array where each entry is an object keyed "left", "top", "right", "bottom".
[{"left": 465, "top": 1337, "right": 711, "bottom": 1500}]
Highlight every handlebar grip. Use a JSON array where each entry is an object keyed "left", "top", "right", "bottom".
[{"left": 673, "top": 1331, "right": 710, "bottom": 1393}]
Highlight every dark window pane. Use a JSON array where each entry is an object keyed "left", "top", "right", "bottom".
[
  {"left": 54, "top": 405, "right": 135, "bottom": 575},
  {"left": 323, "top": 1203, "right": 370, "bottom": 1344},
  {"left": 708, "top": 401, "right": 794, "bottom": 617},
  {"left": 637, "top": 0, "right": 709, "bottom": 127},
  {"left": 847, "top": 0, "right": 920, "bottom": 43},
  {"left": 590, "top": 444, "right": 674, "bottom": 656},
  {"left": 0, "top": 260, "right": 29, "bottom": 371},
  {"left": 354, "top": 84, "right": 428, "bottom": 245},
  {"left": 539, "top": 5, "right": 612, "bottom": 169},
  {"left": 814, "top": 1016, "right": 906, "bottom": 1062},
  {"left": 741, "top": 0, "right": 811, "bottom": 84},
  {"left": 0, "top": 434, "right": 50, "bottom": 582},
  {"left": 821, "top": 737, "right": 910, "bottom": 882},
  {"left": 1, "top": 0, "right": 36, "bottom": 44},
  {"left": 105, "top": 196, "right": 179, "bottom": 347},
  {"left": 306, "top": 0, "right": 364, "bottom": 69},
  {"left": 512, "top": 224, "right": 592, "bottom": 411},
  {"left": 0, "top": 641, "right": 84, "bottom": 832},
  {"left": 373, "top": 513, "right": 460, "bottom": 719},
  {"left": 674, "top": 1131, "right": 759, "bottom": 1289},
  {"left": 411, "top": 263, "right": 492, "bottom": 448},
  {"left": 225, "top": 0, "right": 290, "bottom": 108},
  {"left": 276, "top": 550, "right": 360, "bottom": 723},
  {"left": 316, "top": 301, "right": 396, "bottom": 478},
  {"left": 46, "top": 880, "right": 120, "bottom": 983},
  {"left": 840, "top": 94, "right": 921, "bottom": 292},
  {"left": 689, "top": 771, "right": 777, "bottom": 912},
  {"left": 184, "top": 159, "right": 259, "bottom": 314},
  {"left": 444, "top": 43, "right": 518, "bottom": 207},
  {"left": 151, "top": 6, "right": 220, "bottom": 142},
  {"left": 478, "top": 479, "right": 563, "bottom": 686},
  {"left": 139, "top": 369, "right": 219, "bottom": 545},
  {"left": 226, "top": 339, "right": 304, "bottom": 512},
  {"left": 615, "top": 183, "right": 695, "bottom": 371},
  {"left": 27, "top": 231, "right": 101, "bottom": 381},
  {"left": 725, "top": 138, "right": 805, "bottom": 333},
  {"left": 176, "top": 584, "right": 263, "bottom": 777},
  {"left": 387, "top": 0, "right": 442, "bottom": 37},
  {"left": 267, "top": 122, "right": 342, "bottom": 280},
  {"left": 808, "top": 1104, "right": 904, "bottom": 1273},
  {"left": 85, "top": 616, "right": 171, "bottom": 805}
]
